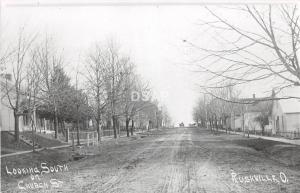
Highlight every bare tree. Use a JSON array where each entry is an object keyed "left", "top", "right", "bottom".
[
  {"left": 185, "top": 5, "right": 300, "bottom": 98},
  {"left": 161, "top": 105, "right": 172, "bottom": 128},
  {"left": 104, "top": 42, "right": 130, "bottom": 139},
  {"left": 120, "top": 62, "right": 136, "bottom": 137},
  {"left": 2, "top": 29, "right": 36, "bottom": 142},
  {"left": 72, "top": 67, "right": 92, "bottom": 145},
  {"left": 194, "top": 82, "right": 241, "bottom": 132},
  {"left": 192, "top": 98, "right": 207, "bottom": 127},
  {"left": 24, "top": 49, "right": 42, "bottom": 151},
  {"left": 85, "top": 44, "right": 109, "bottom": 141},
  {"left": 85, "top": 41, "right": 131, "bottom": 139},
  {"left": 121, "top": 72, "right": 152, "bottom": 136},
  {"left": 74, "top": 69, "right": 81, "bottom": 145},
  {"left": 252, "top": 100, "right": 272, "bottom": 135},
  {"left": 35, "top": 37, "right": 64, "bottom": 139}
]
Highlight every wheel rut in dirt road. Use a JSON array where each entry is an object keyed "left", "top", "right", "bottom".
[
  {"left": 160, "top": 128, "right": 214, "bottom": 193},
  {"left": 93, "top": 131, "right": 180, "bottom": 193}
]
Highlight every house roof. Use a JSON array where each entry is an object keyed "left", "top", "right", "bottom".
[
  {"left": 246, "top": 100, "right": 272, "bottom": 113},
  {"left": 235, "top": 95, "right": 272, "bottom": 113},
  {"left": 277, "top": 86, "right": 300, "bottom": 114}
]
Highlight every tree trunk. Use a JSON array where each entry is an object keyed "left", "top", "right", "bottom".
[
  {"left": 130, "top": 119, "right": 134, "bottom": 136},
  {"left": 214, "top": 116, "right": 218, "bottom": 132},
  {"left": 126, "top": 118, "right": 130, "bottom": 137},
  {"left": 219, "top": 118, "right": 222, "bottom": 130},
  {"left": 117, "top": 119, "right": 120, "bottom": 136},
  {"left": 14, "top": 110, "right": 20, "bottom": 142},
  {"left": 96, "top": 118, "right": 101, "bottom": 141},
  {"left": 148, "top": 120, "right": 151, "bottom": 131},
  {"left": 113, "top": 116, "right": 117, "bottom": 139},
  {"left": 54, "top": 107, "right": 58, "bottom": 139},
  {"left": 62, "top": 120, "right": 65, "bottom": 130},
  {"left": 76, "top": 120, "right": 80, "bottom": 145},
  {"left": 223, "top": 117, "right": 227, "bottom": 133},
  {"left": 30, "top": 112, "right": 35, "bottom": 152},
  {"left": 62, "top": 120, "right": 66, "bottom": 137},
  {"left": 261, "top": 125, "right": 265, "bottom": 136}
]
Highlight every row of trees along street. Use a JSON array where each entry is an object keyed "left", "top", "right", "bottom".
[
  {"left": 190, "top": 5, "right": 300, "bottom": 133},
  {"left": 0, "top": 30, "right": 172, "bottom": 146},
  {"left": 192, "top": 83, "right": 272, "bottom": 134},
  {"left": 192, "top": 84, "right": 240, "bottom": 132}
]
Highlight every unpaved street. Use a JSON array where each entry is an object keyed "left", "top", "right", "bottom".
[{"left": 2, "top": 127, "right": 300, "bottom": 193}]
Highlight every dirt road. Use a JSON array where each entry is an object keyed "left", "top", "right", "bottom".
[{"left": 2, "top": 127, "right": 300, "bottom": 193}]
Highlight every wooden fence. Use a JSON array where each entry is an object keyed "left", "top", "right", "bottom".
[{"left": 68, "top": 130, "right": 98, "bottom": 146}]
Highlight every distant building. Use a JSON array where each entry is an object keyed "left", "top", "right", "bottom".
[
  {"left": 229, "top": 94, "right": 272, "bottom": 134},
  {"left": 228, "top": 87, "right": 300, "bottom": 138},
  {"left": 271, "top": 87, "right": 300, "bottom": 138}
]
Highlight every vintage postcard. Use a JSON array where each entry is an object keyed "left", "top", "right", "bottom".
[{"left": 1, "top": 0, "right": 299, "bottom": 192}]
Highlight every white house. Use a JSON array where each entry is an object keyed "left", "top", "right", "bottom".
[
  {"left": 1, "top": 74, "right": 29, "bottom": 131},
  {"left": 0, "top": 74, "right": 45, "bottom": 132},
  {"left": 229, "top": 95, "right": 272, "bottom": 134},
  {"left": 271, "top": 87, "right": 300, "bottom": 138}
]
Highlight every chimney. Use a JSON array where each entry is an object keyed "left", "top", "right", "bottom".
[
  {"left": 253, "top": 94, "right": 255, "bottom": 99},
  {"left": 271, "top": 90, "right": 276, "bottom": 98},
  {"left": 1, "top": 73, "right": 12, "bottom": 81},
  {"left": 5, "top": 74, "right": 12, "bottom": 81}
]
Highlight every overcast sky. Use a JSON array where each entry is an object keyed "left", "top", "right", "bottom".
[{"left": 1, "top": 1, "right": 295, "bottom": 125}]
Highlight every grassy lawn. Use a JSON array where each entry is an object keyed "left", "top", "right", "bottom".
[
  {"left": 232, "top": 137, "right": 300, "bottom": 167},
  {"left": 1, "top": 131, "right": 32, "bottom": 154},
  {"left": 1, "top": 131, "right": 68, "bottom": 155},
  {"left": 21, "top": 131, "right": 67, "bottom": 148}
]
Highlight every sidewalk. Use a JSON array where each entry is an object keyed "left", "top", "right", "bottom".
[
  {"left": 0, "top": 144, "right": 71, "bottom": 158},
  {"left": 218, "top": 129, "right": 300, "bottom": 146}
]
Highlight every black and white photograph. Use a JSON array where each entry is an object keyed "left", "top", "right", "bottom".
[{"left": 1, "top": 0, "right": 300, "bottom": 192}]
